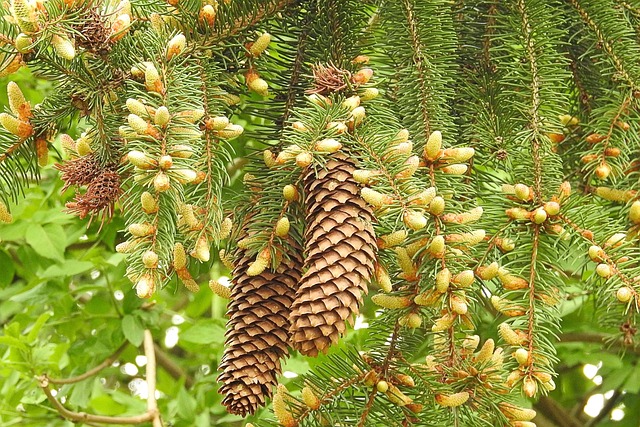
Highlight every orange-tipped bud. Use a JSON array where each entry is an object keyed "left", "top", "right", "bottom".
[{"left": 435, "top": 391, "right": 469, "bottom": 407}]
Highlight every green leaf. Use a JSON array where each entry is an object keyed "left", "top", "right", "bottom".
[
  {"left": 179, "top": 319, "right": 225, "bottom": 345},
  {"left": 26, "top": 311, "right": 52, "bottom": 342},
  {"left": 121, "top": 314, "right": 144, "bottom": 346},
  {"left": 0, "top": 250, "right": 15, "bottom": 286},
  {"left": 89, "top": 393, "right": 127, "bottom": 416},
  {"left": 0, "top": 336, "right": 28, "bottom": 351},
  {"left": 39, "top": 260, "right": 94, "bottom": 278},
  {"left": 624, "top": 364, "right": 640, "bottom": 394},
  {"left": 68, "top": 378, "right": 96, "bottom": 408},
  {"left": 176, "top": 387, "right": 197, "bottom": 421},
  {"left": 24, "top": 224, "right": 66, "bottom": 262}
]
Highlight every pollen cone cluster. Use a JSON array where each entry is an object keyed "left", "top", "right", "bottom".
[
  {"left": 289, "top": 153, "right": 377, "bottom": 356},
  {"left": 218, "top": 244, "right": 304, "bottom": 416}
]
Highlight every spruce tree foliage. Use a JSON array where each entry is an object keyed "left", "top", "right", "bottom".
[{"left": 1, "top": 0, "right": 640, "bottom": 426}]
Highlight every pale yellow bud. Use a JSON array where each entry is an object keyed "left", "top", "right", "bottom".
[
  {"left": 173, "top": 243, "right": 187, "bottom": 270},
  {"left": 142, "top": 250, "right": 159, "bottom": 268},
  {"left": 249, "top": 32, "right": 271, "bottom": 57},
  {"left": 476, "top": 262, "right": 500, "bottom": 280},
  {"left": 209, "top": 279, "right": 231, "bottom": 299},
  {"left": 247, "top": 77, "right": 268, "bottom": 96},
  {"left": 499, "top": 403, "right": 537, "bottom": 422},
  {"left": 206, "top": 116, "right": 230, "bottom": 131},
  {"left": 441, "top": 164, "right": 468, "bottom": 175},
  {"left": 273, "top": 384, "right": 295, "bottom": 427},
  {"left": 409, "top": 187, "right": 436, "bottom": 206},
  {"left": 435, "top": 391, "right": 469, "bottom": 407},
  {"left": 617, "top": 286, "right": 633, "bottom": 302},
  {"left": 295, "top": 151, "right": 313, "bottom": 168},
  {"left": 424, "top": 131, "right": 442, "bottom": 160},
  {"left": 443, "top": 147, "right": 475, "bottom": 162},
  {"left": 315, "top": 138, "right": 342, "bottom": 153},
  {"left": 371, "top": 294, "right": 412, "bottom": 309},
  {"left": 474, "top": 339, "right": 495, "bottom": 363},
  {"left": 379, "top": 230, "right": 408, "bottom": 248},
  {"left": 7, "top": 81, "right": 30, "bottom": 121},
  {"left": 0, "top": 113, "right": 32, "bottom": 138},
  {"left": 166, "top": 33, "right": 186, "bottom": 60},
  {"left": 523, "top": 377, "right": 538, "bottom": 397},
  {"left": 450, "top": 294, "right": 468, "bottom": 314},
  {"left": 361, "top": 188, "right": 393, "bottom": 208},
  {"left": 375, "top": 264, "right": 392, "bottom": 292},
  {"left": 514, "top": 184, "right": 532, "bottom": 201},
  {"left": 153, "top": 172, "right": 171, "bottom": 192},
  {"left": 216, "top": 124, "right": 244, "bottom": 139},
  {"left": 360, "top": 87, "right": 379, "bottom": 101},
  {"left": 129, "top": 222, "right": 155, "bottom": 237},
  {"left": 275, "top": 216, "right": 290, "bottom": 237},
  {"left": 301, "top": 386, "right": 321, "bottom": 410},
  {"left": 135, "top": 275, "right": 155, "bottom": 298},
  {"left": 192, "top": 235, "right": 210, "bottom": 262},
  {"left": 392, "top": 129, "right": 410, "bottom": 144},
  {"left": 436, "top": 268, "right": 451, "bottom": 293},
  {"left": 376, "top": 380, "right": 389, "bottom": 393},
  {"left": 532, "top": 207, "right": 547, "bottom": 224},
  {"left": 342, "top": 95, "right": 360, "bottom": 110},
  {"left": 403, "top": 210, "right": 427, "bottom": 230},
  {"left": 283, "top": 184, "right": 299, "bottom": 201},
  {"left": 595, "top": 263, "right": 612, "bottom": 278},
  {"left": 154, "top": 106, "right": 170, "bottom": 127},
  {"left": 514, "top": 348, "right": 529, "bottom": 365},
  {"left": 432, "top": 313, "right": 455, "bottom": 332},
  {"left": 0, "top": 201, "right": 13, "bottom": 223},
  {"left": 452, "top": 270, "right": 474, "bottom": 287},
  {"left": 429, "top": 196, "right": 445, "bottom": 215},
  {"left": 428, "top": 235, "right": 445, "bottom": 257},
  {"left": 400, "top": 312, "right": 422, "bottom": 328},
  {"left": 499, "top": 322, "right": 527, "bottom": 346},
  {"left": 52, "top": 34, "right": 75, "bottom": 61}
]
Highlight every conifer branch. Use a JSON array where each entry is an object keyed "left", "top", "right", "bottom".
[
  {"left": 568, "top": 0, "right": 640, "bottom": 91},
  {"left": 401, "top": 0, "right": 431, "bottom": 141}
]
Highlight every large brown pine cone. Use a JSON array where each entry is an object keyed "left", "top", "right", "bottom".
[
  {"left": 289, "top": 152, "right": 377, "bottom": 356},
  {"left": 218, "top": 245, "right": 303, "bottom": 416}
]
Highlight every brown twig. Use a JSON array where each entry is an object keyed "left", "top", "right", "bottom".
[
  {"left": 46, "top": 341, "right": 128, "bottom": 385},
  {"left": 38, "top": 330, "right": 163, "bottom": 425}
]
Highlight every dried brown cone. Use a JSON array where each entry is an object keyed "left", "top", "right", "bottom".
[
  {"left": 55, "top": 154, "right": 102, "bottom": 192},
  {"left": 307, "top": 62, "right": 351, "bottom": 95},
  {"left": 289, "top": 153, "right": 377, "bottom": 356},
  {"left": 218, "top": 243, "right": 304, "bottom": 416},
  {"left": 71, "top": 6, "right": 112, "bottom": 55},
  {"left": 65, "top": 169, "right": 122, "bottom": 222}
]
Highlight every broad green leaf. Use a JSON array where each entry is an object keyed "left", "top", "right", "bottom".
[
  {"left": 0, "top": 250, "right": 15, "bottom": 286},
  {"left": 26, "top": 311, "right": 52, "bottom": 342},
  {"left": 121, "top": 314, "right": 144, "bottom": 346},
  {"left": 179, "top": 319, "right": 225, "bottom": 345},
  {"left": 89, "top": 394, "right": 127, "bottom": 416},
  {"left": 0, "top": 336, "right": 28, "bottom": 351},
  {"left": 24, "top": 224, "right": 66, "bottom": 262},
  {"left": 39, "top": 260, "right": 94, "bottom": 278}
]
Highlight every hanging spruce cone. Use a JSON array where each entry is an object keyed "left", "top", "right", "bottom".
[
  {"left": 218, "top": 244, "right": 304, "bottom": 416},
  {"left": 289, "top": 153, "right": 377, "bottom": 356}
]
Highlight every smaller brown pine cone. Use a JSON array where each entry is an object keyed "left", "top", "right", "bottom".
[{"left": 218, "top": 243, "right": 303, "bottom": 416}]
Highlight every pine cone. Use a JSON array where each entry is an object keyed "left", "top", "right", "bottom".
[
  {"left": 218, "top": 245, "right": 303, "bottom": 416},
  {"left": 289, "top": 153, "right": 377, "bottom": 356}
]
